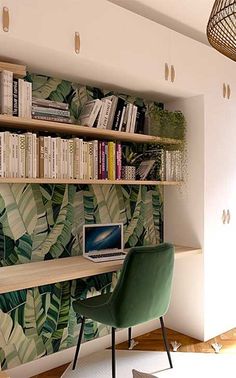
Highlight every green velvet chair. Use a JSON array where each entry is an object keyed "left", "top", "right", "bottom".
[{"left": 72, "top": 243, "right": 174, "bottom": 377}]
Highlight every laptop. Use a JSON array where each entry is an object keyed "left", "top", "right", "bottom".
[{"left": 83, "top": 223, "right": 127, "bottom": 262}]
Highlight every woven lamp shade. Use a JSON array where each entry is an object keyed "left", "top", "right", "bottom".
[{"left": 207, "top": 0, "right": 236, "bottom": 61}]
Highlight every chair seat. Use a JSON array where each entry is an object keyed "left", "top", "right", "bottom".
[{"left": 73, "top": 293, "right": 115, "bottom": 327}]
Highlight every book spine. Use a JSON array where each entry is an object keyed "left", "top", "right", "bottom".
[
  {"left": 62, "top": 139, "right": 68, "bottom": 179},
  {"left": 68, "top": 139, "right": 74, "bottom": 179},
  {"left": 32, "top": 98, "right": 69, "bottom": 110},
  {"left": 14, "top": 134, "right": 19, "bottom": 178},
  {"left": 106, "top": 96, "right": 118, "bottom": 130},
  {"left": 4, "top": 132, "right": 10, "bottom": 177},
  {"left": 98, "top": 141, "right": 102, "bottom": 179},
  {"left": 0, "top": 71, "right": 13, "bottom": 115},
  {"left": 116, "top": 143, "right": 122, "bottom": 180},
  {"left": 36, "top": 137, "right": 39, "bottom": 178},
  {"left": 51, "top": 138, "right": 57, "bottom": 179},
  {"left": 39, "top": 136, "right": 45, "bottom": 178},
  {"left": 18, "top": 134, "right": 26, "bottom": 178},
  {"left": 0, "top": 133, "right": 4, "bottom": 177},
  {"left": 13, "top": 79, "right": 18, "bottom": 116},
  {"left": 105, "top": 142, "right": 108, "bottom": 179},
  {"left": 32, "top": 134, "right": 37, "bottom": 178},
  {"left": 83, "top": 141, "right": 88, "bottom": 179},
  {"left": 79, "top": 139, "right": 83, "bottom": 179},
  {"left": 88, "top": 142, "right": 94, "bottom": 179},
  {"left": 55, "top": 137, "right": 62, "bottom": 179},
  {"left": 101, "top": 141, "right": 106, "bottom": 179},
  {"left": 73, "top": 138, "right": 80, "bottom": 179},
  {"left": 93, "top": 140, "right": 98, "bottom": 179},
  {"left": 25, "top": 133, "right": 33, "bottom": 178},
  {"left": 32, "top": 114, "right": 72, "bottom": 123},
  {"left": 108, "top": 141, "right": 114, "bottom": 180},
  {"left": 25, "top": 81, "right": 32, "bottom": 118},
  {"left": 32, "top": 106, "right": 70, "bottom": 117},
  {"left": 18, "top": 79, "right": 25, "bottom": 118}
]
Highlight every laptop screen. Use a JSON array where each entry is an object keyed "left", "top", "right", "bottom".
[{"left": 83, "top": 223, "right": 123, "bottom": 254}]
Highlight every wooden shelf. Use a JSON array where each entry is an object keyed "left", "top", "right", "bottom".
[
  {"left": 0, "top": 115, "right": 182, "bottom": 145},
  {"left": 0, "top": 245, "right": 201, "bottom": 294},
  {"left": 0, "top": 178, "right": 182, "bottom": 185}
]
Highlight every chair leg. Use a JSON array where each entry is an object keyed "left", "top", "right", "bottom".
[
  {"left": 160, "top": 316, "right": 173, "bottom": 369},
  {"left": 128, "top": 327, "right": 132, "bottom": 348},
  {"left": 72, "top": 316, "right": 86, "bottom": 370},
  {"left": 112, "top": 327, "right": 116, "bottom": 378}
]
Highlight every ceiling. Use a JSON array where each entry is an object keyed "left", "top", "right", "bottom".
[{"left": 108, "top": 0, "right": 215, "bottom": 45}]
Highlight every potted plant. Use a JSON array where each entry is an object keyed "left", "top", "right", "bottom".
[{"left": 122, "top": 145, "right": 142, "bottom": 180}]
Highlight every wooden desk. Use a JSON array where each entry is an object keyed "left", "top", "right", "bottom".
[{"left": 0, "top": 245, "right": 201, "bottom": 294}]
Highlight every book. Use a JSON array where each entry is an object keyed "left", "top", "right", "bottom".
[
  {"left": 13, "top": 79, "right": 18, "bottom": 116},
  {"left": 136, "top": 159, "right": 156, "bottom": 180},
  {"left": 32, "top": 114, "right": 72, "bottom": 123},
  {"left": 96, "top": 98, "right": 112, "bottom": 129},
  {"left": 79, "top": 99, "right": 102, "bottom": 127},
  {"left": 32, "top": 97, "right": 69, "bottom": 110},
  {"left": 105, "top": 95, "right": 118, "bottom": 130},
  {"left": 18, "top": 134, "right": 26, "bottom": 178},
  {"left": 0, "top": 70, "right": 13, "bottom": 115},
  {"left": 32, "top": 106, "right": 70, "bottom": 117}
]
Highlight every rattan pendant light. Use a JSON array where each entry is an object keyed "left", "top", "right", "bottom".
[{"left": 207, "top": 0, "right": 236, "bottom": 61}]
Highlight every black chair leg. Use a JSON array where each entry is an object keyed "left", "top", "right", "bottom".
[
  {"left": 160, "top": 316, "right": 173, "bottom": 369},
  {"left": 128, "top": 327, "right": 132, "bottom": 348},
  {"left": 72, "top": 316, "right": 86, "bottom": 370},
  {"left": 112, "top": 327, "right": 116, "bottom": 378}
]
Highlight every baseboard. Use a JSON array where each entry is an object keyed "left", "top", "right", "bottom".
[{"left": 6, "top": 319, "right": 160, "bottom": 378}]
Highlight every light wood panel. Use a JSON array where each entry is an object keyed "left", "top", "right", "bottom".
[
  {"left": 0, "top": 246, "right": 201, "bottom": 294},
  {"left": 0, "top": 178, "right": 181, "bottom": 185},
  {"left": 0, "top": 115, "right": 182, "bottom": 145}
]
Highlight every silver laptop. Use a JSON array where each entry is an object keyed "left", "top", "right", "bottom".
[{"left": 83, "top": 223, "right": 127, "bottom": 262}]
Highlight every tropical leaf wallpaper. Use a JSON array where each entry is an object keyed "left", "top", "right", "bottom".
[{"left": 0, "top": 74, "right": 163, "bottom": 370}]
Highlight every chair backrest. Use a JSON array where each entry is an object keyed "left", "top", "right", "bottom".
[{"left": 109, "top": 243, "right": 174, "bottom": 328}]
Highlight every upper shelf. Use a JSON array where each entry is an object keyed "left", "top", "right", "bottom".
[{"left": 0, "top": 115, "right": 182, "bottom": 145}]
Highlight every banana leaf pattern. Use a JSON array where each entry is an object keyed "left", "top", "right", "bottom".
[{"left": 0, "top": 74, "right": 163, "bottom": 369}]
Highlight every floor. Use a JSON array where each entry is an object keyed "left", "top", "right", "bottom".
[{"left": 31, "top": 327, "right": 236, "bottom": 378}]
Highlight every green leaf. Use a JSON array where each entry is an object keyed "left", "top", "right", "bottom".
[{"left": 0, "top": 184, "right": 37, "bottom": 241}]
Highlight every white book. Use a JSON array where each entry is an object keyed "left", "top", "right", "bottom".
[
  {"left": 0, "top": 70, "right": 13, "bottom": 115},
  {"left": 130, "top": 105, "right": 137, "bottom": 133},
  {"left": 44, "top": 136, "right": 51, "bottom": 178},
  {"left": 79, "top": 138, "right": 83, "bottom": 179},
  {"left": 79, "top": 99, "right": 102, "bottom": 127},
  {"left": 68, "top": 139, "right": 74, "bottom": 179},
  {"left": 88, "top": 142, "right": 94, "bottom": 179},
  {"left": 32, "top": 134, "right": 37, "bottom": 178},
  {"left": 3, "top": 132, "right": 10, "bottom": 177},
  {"left": 97, "top": 98, "right": 112, "bottom": 129},
  {"left": 83, "top": 141, "right": 88, "bottom": 179},
  {"left": 73, "top": 137, "right": 80, "bottom": 179},
  {"left": 93, "top": 140, "right": 98, "bottom": 179},
  {"left": 25, "top": 81, "right": 32, "bottom": 119},
  {"left": 9, "top": 133, "right": 18, "bottom": 178},
  {"left": 18, "top": 79, "right": 25, "bottom": 118},
  {"left": 0, "top": 132, "right": 4, "bottom": 177},
  {"left": 105, "top": 95, "right": 118, "bottom": 130},
  {"left": 62, "top": 139, "right": 68, "bottom": 179},
  {"left": 18, "top": 134, "right": 26, "bottom": 178},
  {"left": 51, "top": 138, "right": 57, "bottom": 179},
  {"left": 56, "top": 137, "right": 62, "bottom": 179},
  {"left": 118, "top": 105, "right": 127, "bottom": 131},
  {"left": 25, "top": 132, "right": 33, "bottom": 178},
  {"left": 126, "top": 103, "right": 134, "bottom": 133}
]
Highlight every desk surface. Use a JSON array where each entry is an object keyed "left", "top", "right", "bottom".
[{"left": 0, "top": 245, "right": 201, "bottom": 294}]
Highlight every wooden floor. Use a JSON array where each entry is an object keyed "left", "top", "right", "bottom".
[{"left": 32, "top": 327, "right": 236, "bottom": 378}]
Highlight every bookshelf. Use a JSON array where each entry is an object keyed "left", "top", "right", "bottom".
[
  {"left": 0, "top": 115, "right": 182, "bottom": 145},
  {"left": 0, "top": 246, "right": 201, "bottom": 294},
  {"left": 0, "top": 178, "right": 180, "bottom": 185}
]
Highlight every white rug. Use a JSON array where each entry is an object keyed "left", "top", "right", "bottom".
[{"left": 62, "top": 349, "right": 236, "bottom": 378}]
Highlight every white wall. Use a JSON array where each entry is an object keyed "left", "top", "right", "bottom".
[{"left": 164, "top": 95, "right": 205, "bottom": 340}]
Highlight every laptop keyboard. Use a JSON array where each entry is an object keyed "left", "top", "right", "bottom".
[{"left": 90, "top": 252, "right": 126, "bottom": 259}]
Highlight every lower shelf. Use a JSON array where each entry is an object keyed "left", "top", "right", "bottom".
[
  {"left": 0, "top": 245, "right": 201, "bottom": 294},
  {"left": 0, "top": 178, "right": 182, "bottom": 185}
]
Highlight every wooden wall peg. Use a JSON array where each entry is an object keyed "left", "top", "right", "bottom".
[
  {"left": 2, "top": 6, "right": 9, "bottom": 32},
  {"left": 75, "top": 32, "right": 80, "bottom": 54}
]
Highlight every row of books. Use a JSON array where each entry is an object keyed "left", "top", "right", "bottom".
[
  {"left": 0, "top": 131, "right": 123, "bottom": 180},
  {"left": 0, "top": 70, "right": 71, "bottom": 123},
  {"left": 79, "top": 96, "right": 146, "bottom": 134}
]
